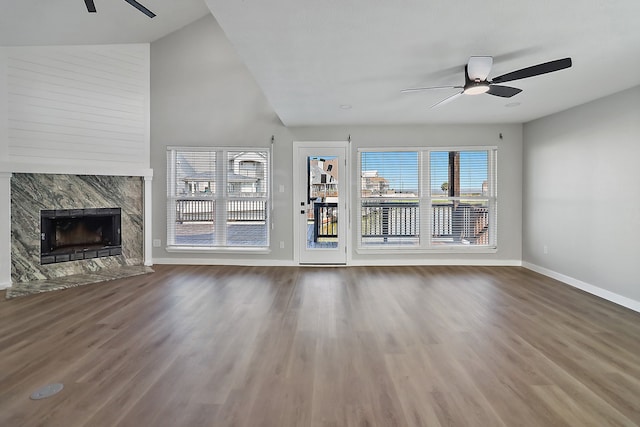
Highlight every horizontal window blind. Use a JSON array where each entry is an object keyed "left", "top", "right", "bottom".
[
  {"left": 167, "top": 147, "right": 270, "bottom": 249},
  {"left": 430, "top": 151, "right": 490, "bottom": 197},
  {"left": 360, "top": 151, "right": 420, "bottom": 247},
  {"left": 430, "top": 150, "right": 496, "bottom": 247},
  {"left": 358, "top": 148, "right": 497, "bottom": 250}
]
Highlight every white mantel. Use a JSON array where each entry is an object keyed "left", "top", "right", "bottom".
[{"left": 0, "top": 172, "right": 11, "bottom": 289}]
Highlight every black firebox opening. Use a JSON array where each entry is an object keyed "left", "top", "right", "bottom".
[{"left": 41, "top": 208, "right": 122, "bottom": 265}]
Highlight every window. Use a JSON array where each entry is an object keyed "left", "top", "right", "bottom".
[
  {"left": 167, "top": 147, "right": 270, "bottom": 250},
  {"left": 360, "top": 151, "right": 420, "bottom": 246},
  {"left": 430, "top": 150, "right": 496, "bottom": 247},
  {"left": 359, "top": 147, "right": 496, "bottom": 250}
]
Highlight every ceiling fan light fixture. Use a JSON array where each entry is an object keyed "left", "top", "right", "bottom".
[
  {"left": 463, "top": 81, "right": 490, "bottom": 95},
  {"left": 401, "top": 56, "right": 571, "bottom": 106}
]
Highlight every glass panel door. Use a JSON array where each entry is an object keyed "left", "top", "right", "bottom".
[{"left": 294, "top": 143, "right": 347, "bottom": 264}]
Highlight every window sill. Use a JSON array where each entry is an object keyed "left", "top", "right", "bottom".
[{"left": 165, "top": 246, "right": 271, "bottom": 254}]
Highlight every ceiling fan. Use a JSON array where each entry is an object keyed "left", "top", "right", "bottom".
[
  {"left": 84, "top": 0, "right": 156, "bottom": 18},
  {"left": 402, "top": 56, "right": 572, "bottom": 108}
]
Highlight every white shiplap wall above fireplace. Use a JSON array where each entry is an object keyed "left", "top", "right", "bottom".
[
  {"left": 0, "top": 44, "right": 153, "bottom": 289},
  {"left": 0, "top": 43, "right": 150, "bottom": 175}
]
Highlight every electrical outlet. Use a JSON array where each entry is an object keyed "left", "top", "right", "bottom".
[
  {"left": 543, "top": 245, "right": 548, "bottom": 254},
  {"left": 279, "top": 241, "right": 285, "bottom": 249},
  {"left": 153, "top": 239, "right": 161, "bottom": 247}
]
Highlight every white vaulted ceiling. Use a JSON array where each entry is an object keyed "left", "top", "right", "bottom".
[
  {"left": 0, "top": 0, "right": 210, "bottom": 46},
  {"left": 2, "top": 0, "right": 640, "bottom": 126},
  {"left": 203, "top": 0, "right": 640, "bottom": 125}
]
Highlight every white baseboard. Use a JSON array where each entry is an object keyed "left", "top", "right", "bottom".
[
  {"left": 153, "top": 258, "right": 297, "bottom": 267},
  {"left": 522, "top": 262, "right": 640, "bottom": 313},
  {"left": 153, "top": 257, "right": 522, "bottom": 268},
  {"left": 349, "top": 259, "right": 523, "bottom": 267},
  {"left": 0, "top": 282, "right": 11, "bottom": 290}
]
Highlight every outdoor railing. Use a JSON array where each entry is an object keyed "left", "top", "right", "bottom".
[
  {"left": 175, "top": 199, "right": 267, "bottom": 223},
  {"left": 176, "top": 199, "right": 214, "bottom": 222},
  {"left": 432, "top": 203, "right": 452, "bottom": 236},
  {"left": 313, "top": 202, "right": 338, "bottom": 242},
  {"left": 447, "top": 204, "right": 489, "bottom": 244},
  {"left": 361, "top": 200, "right": 489, "bottom": 244},
  {"left": 361, "top": 201, "right": 419, "bottom": 240},
  {"left": 175, "top": 198, "right": 488, "bottom": 245}
]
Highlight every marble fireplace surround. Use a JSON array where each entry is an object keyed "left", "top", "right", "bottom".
[{"left": 0, "top": 168, "right": 153, "bottom": 298}]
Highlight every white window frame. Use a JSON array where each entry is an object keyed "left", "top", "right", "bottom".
[
  {"left": 357, "top": 146, "right": 497, "bottom": 253},
  {"left": 358, "top": 148, "right": 422, "bottom": 249},
  {"left": 166, "top": 146, "right": 271, "bottom": 253}
]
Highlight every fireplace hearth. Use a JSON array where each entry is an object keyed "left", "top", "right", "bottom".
[{"left": 40, "top": 208, "right": 122, "bottom": 264}]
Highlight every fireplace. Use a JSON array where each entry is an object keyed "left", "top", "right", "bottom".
[{"left": 40, "top": 208, "right": 122, "bottom": 264}]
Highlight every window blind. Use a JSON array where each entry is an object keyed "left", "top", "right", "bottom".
[
  {"left": 429, "top": 150, "right": 496, "bottom": 247},
  {"left": 167, "top": 147, "right": 270, "bottom": 249},
  {"left": 360, "top": 151, "right": 420, "bottom": 247},
  {"left": 358, "top": 148, "right": 497, "bottom": 249}
]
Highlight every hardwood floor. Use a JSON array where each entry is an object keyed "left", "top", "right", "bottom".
[{"left": 1, "top": 265, "right": 639, "bottom": 427}]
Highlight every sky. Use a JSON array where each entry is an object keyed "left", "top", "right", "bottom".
[{"left": 361, "top": 150, "right": 488, "bottom": 193}]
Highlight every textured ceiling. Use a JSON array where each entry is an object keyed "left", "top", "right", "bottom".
[{"left": 2, "top": 1, "right": 640, "bottom": 126}]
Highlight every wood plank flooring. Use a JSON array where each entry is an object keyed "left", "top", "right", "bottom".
[{"left": 1, "top": 265, "right": 639, "bottom": 426}]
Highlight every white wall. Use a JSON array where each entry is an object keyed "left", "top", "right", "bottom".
[
  {"left": 523, "top": 86, "right": 640, "bottom": 308},
  {"left": 150, "top": 15, "right": 523, "bottom": 266},
  {"left": 0, "top": 44, "right": 150, "bottom": 174},
  {"left": 289, "top": 125, "right": 523, "bottom": 264},
  {"left": 150, "top": 15, "right": 294, "bottom": 264}
]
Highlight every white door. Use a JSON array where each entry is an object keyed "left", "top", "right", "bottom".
[{"left": 294, "top": 142, "right": 348, "bottom": 264}]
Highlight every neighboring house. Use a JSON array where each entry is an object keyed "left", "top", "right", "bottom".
[
  {"left": 177, "top": 151, "right": 267, "bottom": 196},
  {"left": 228, "top": 151, "right": 268, "bottom": 195},
  {"left": 361, "top": 170, "right": 390, "bottom": 196},
  {"left": 309, "top": 159, "right": 337, "bottom": 200}
]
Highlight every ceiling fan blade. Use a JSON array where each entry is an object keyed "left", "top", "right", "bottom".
[
  {"left": 401, "top": 85, "right": 463, "bottom": 94},
  {"left": 467, "top": 56, "right": 493, "bottom": 81},
  {"left": 487, "top": 85, "right": 522, "bottom": 98},
  {"left": 124, "top": 0, "right": 156, "bottom": 18},
  {"left": 85, "top": 0, "right": 97, "bottom": 13},
  {"left": 431, "top": 91, "right": 463, "bottom": 109},
  {"left": 491, "top": 58, "right": 572, "bottom": 84}
]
